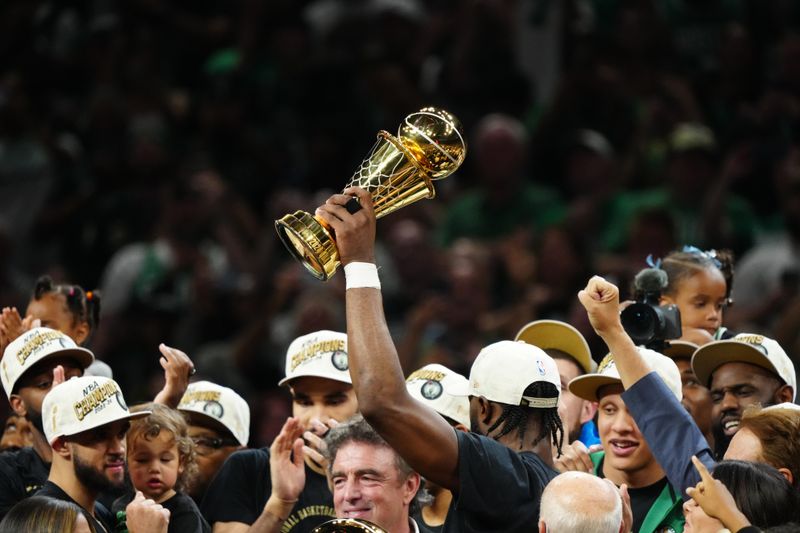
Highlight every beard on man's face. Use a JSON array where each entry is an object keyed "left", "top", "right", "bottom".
[
  {"left": 711, "top": 422, "right": 733, "bottom": 460},
  {"left": 73, "top": 453, "right": 126, "bottom": 496},
  {"left": 25, "top": 408, "right": 45, "bottom": 436},
  {"left": 469, "top": 413, "right": 482, "bottom": 436}
]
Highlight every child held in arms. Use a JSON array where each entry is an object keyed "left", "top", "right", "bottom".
[{"left": 113, "top": 403, "right": 210, "bottom": 533}]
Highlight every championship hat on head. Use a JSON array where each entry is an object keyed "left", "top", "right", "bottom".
[
  {"left": 279, "top": 330, "right": 351, "bottom": 386},
  {"left": 662, "top": 340, "right": 699, "bottom": 361},
  {"left": 515, "top": 320, "right": 596, "bottom": 374},
  {"left": 2, "top": 327, "right": 94, "bottom": 399},
  {"left": 452, "top": 341, "right": 561, "bottom": 408},
  {"left": 42, "top": 376, "right": 149, "bottom": 445},
  {"left": 569, "top": 348, "right": 682, "bottom": 402},
  {"left": 406, "top": 364, "right": 470, "bottom": 427},
  {"left": 691, "top": 333, "right": 796, "bottom": 401},
  {"left": 178, "top": 381, "right": 250, "bottom": 446}
]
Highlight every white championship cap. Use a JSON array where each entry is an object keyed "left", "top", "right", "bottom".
[
  {"left": 42, "top": 375, "right": 149, "bottom": 445},
  {"left": 178, "top": 381, "right": 250, "bottom": 446},
  {"left": 452, "top": 340, "right": 561, "bottom": 408},
  {"left": 569, "top": 348, "right": 682, "bottom": 402},
  {"left": 692, "top": 333, "right": 796, "bottom": 402},
  {"left": 1, "top": 327, "right": 94, "bottom": 399},
  {"left": 278, "top": 330, "right": 351, "bottom": 387},
  {"left": 406, "top": 364, "right": 470, "bottom": 427}
]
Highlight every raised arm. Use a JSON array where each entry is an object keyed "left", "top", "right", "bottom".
[
  {"left": 316, "top": 187, "right": 460, "bottom": 491},
  {"left": 577, "top": 276, "right": 650, "bottom": 386},
  {"left": 578, "top": 276, "right": 715, "bottom": 495}
]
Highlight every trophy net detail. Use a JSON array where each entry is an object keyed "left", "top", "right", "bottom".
[{"left": 346, "top": 132, "right": 434, "bottom": 220}]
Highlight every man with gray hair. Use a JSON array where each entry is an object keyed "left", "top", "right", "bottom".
[
  {"left": 539, "top": 472, "right": 624, "bottom": 533},
  {"left": 324, "top": 415, "right": 422, "bottom": 533},
  {"left": 267, "top": 415, "right": 422, "bottom": 533}
]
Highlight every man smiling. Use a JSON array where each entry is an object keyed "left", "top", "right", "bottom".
[
  {"left": 691, "top": 333, "right": 795, "bottom": 458},
  {"left": 326, "top": 416, "right": 421, "bottom": 532},
  {"left": 568, "top": 350, "right": 684, "bottom": 533},
  {"left": 203, "top": 330, "right": 355, "bottom": 532},
  {"left": 36, "top": 375, "right": 163, "bottom": 533}
]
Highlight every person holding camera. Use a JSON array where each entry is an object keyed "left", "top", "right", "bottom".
[{"left": 575, "top": 275, "right": 797, "bottom": 502}]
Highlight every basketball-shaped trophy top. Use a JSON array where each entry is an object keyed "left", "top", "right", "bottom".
[{"left": 397, "top": 107, "right": 467, "bottom": 179}]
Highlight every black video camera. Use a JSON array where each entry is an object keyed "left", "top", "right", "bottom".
[{"left": 620, "top": 268, "right": 682, "bottom": 350}]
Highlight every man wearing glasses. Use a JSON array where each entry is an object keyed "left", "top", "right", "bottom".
[{"left": 178, "top": 381, "right": 250, "bottom": 503}]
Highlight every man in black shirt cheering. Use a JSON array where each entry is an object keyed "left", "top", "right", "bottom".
[
  {"left": 36, "top": 375, "right": 167, "bottom": 533},
  {"left": 314, "top": 187, "right": 562, "bottom": 532},
  {"left": 202, "top": 330, "right": 356, "bottom": 532}
]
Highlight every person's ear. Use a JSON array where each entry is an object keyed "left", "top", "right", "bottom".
[
  {"left": 775, "top": 385, "right": 794, "bottom": 405},
  {"left": 9, "top": 395, "right": 28, "bottom": 418},
  {"left": 477, "top": 397, "right": 493, "bottom": 426},
  {"left": 777, "top": 467, "right": 794, "bottom": 487},
  {"left": 52, "top": 437, "right": 71, "bottom": 459},
  {"left": 403, "top": 472, "right": 421, "bottom": 505},
  {"left": 538, "top": 520, "right": 547, "bottom": 533},
  {"left": 71, "top": 321, "right": 90, "bottom": 346},
  {"left": 579, "top": 400, "right": 597, "bottom": 425}
]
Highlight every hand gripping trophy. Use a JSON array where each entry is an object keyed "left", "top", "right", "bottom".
[{"left": 275, "top": 107, "right": 467, "bottom": 281}]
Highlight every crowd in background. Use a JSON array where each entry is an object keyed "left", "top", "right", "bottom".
[{"left": 2, "top": 0, "right": 800, "bottom": 448}]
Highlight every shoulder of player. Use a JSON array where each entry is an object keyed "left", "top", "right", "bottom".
[
  {"left": 227, "top": 447, "right": 270, "bottom": 467},
  {"left": 460, "top": 432, "right": 556, "bottom": 475},
  {"left": 0, "top": 448, "right": 40, "bottom": 475}
]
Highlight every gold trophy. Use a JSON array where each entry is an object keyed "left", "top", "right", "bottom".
[
  {"left": 275, "top": 107, "right": 467, "bottom": 280},
  {"left": 311, "top": 518, "right": 388, "bottom": 533}
]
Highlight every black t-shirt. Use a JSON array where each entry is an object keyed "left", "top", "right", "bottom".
[
  {"left": 443, "top": 431, "right": 558, "bottom": 533},
  {"left": 628, "top": 478, "right": 669, "bottom": 533},
  {"left": 595, "top": 455, "right": 669, "bottom": 533},
  {"left": 201, "top": 447, "right": 336, "bottom": 532},
  {"left": 36, "top": 480, "right": 115, "bottom": 533},
  {"left": 0, "top": 447, "right": 50, "bottom": 521},
  {"left": 113, "top": 490, "right": 210, "bottom": 533},
  {"left": 412, "top": 508, "right": 444, "bottom": 533}
]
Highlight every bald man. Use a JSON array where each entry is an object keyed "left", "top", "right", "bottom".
[{"left": 539, "top": 471, "right": 625, "bottom": 533}]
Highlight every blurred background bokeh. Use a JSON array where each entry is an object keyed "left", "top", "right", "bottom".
[{"left": 2, "top": 0, "right": 800, "bottom": 446}]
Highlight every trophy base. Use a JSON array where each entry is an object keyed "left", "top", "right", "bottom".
[{"left": 275, "top": 210, "right": 340, "bottom": 281}]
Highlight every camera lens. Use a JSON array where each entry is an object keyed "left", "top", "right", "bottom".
[{"left": 621, "top": 303, "right": 657, "bottom": 345}]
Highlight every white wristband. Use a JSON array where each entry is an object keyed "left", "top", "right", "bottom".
[{"left": 344, "top": 262, "right": 381, "bottom": 290}]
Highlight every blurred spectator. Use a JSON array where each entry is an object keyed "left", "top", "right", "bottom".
[
  {"left": 604, "top": 122, "right": 759, "bottom": 254},
  {"left": 438, "top": 113, "right": 564, "bottom": 247}
]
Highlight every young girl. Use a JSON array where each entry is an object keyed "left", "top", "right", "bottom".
[
  {"left": 26, "top": 275, "right": 101, "bottom": 345},
  {"left": 113, "top": 403, "right": 209, "bottom": 533},
  {"left": 0, "top": 275, "right": 101, "bottom": 353},
  {"left": 659, "top": 246, "right": 735, "bottom": 340}
]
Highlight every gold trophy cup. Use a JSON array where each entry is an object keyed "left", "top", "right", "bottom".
[
  {"left": 275, "top": 107, "right": 467, "bottom": 280},
  {"left": 311, "top": 518, "right": 388, "bottom": 533}
]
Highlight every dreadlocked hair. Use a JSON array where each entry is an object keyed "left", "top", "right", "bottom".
[
  {"left": 33, "top": 275, "right": 102, "bottom": 331},
  {"left": 662, "top": 248, "right": 735, "bottom": 303},
  {"left": 485, "top": 381, "right": 564, "bottom": 456}
]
